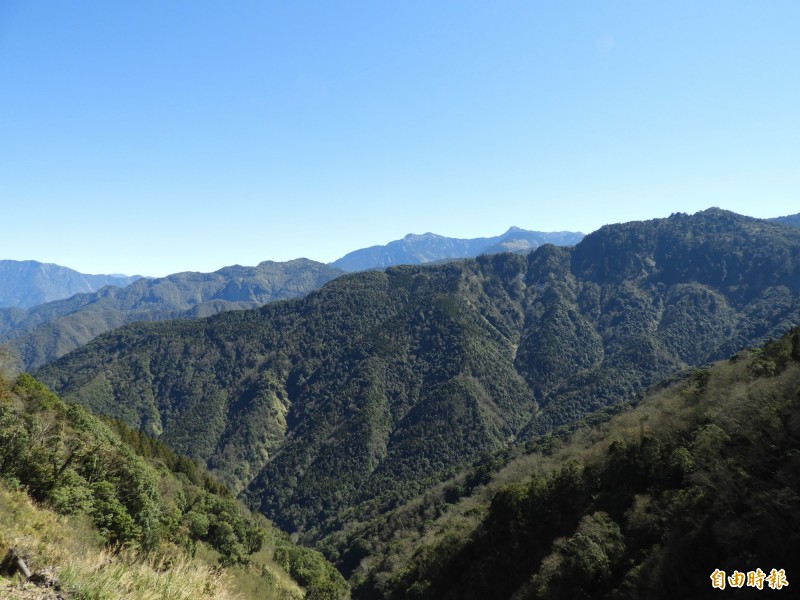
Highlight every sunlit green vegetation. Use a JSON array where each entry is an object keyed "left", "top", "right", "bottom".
[{"left": 0, "top": 371, "right": 348, "bottom": 599}]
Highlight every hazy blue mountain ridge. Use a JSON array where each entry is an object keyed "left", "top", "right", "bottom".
[
  {"left": 330, "top": 227, "right": 584, "bottom": 272},
  {"left": 0, "top": 229, "right": 582, "bottom": 370},
  {"left": 0, "top": 259, "right": 140, "bottom": 308},
  {"left": 8, "top": 216, "right": 790, "bottom": 372}
]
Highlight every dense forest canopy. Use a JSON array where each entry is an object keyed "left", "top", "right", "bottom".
[{"left": 358, "top": 329, "right": 800, "bottom": 598}]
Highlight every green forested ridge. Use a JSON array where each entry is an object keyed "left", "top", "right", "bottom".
[
  {"left": 363, "top": 329, "right": 800, "bottom": 599},
  {"left": 0, "top": 258, "right": 342, "bottom": 371},
  {"left": 34, "top": 209, "right": 800, "bottom": 573},
  {"left": 0, "top": 371, "right": 348, "bottom": 599}
]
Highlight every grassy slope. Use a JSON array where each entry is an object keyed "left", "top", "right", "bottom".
[{"left": 0, "top": 482, "right": 247, "bottom": 600}]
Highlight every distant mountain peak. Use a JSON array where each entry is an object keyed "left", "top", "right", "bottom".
[
  {"left": 332, "top": 227, "right": 585, "bottom": 272},
  {"left": 403, "top": 232, "right": 438, "bottom": 241}
]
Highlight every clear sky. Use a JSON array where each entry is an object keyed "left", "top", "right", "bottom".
[{"left": 1, "top": 1, "right": 798, "bottom": 276}]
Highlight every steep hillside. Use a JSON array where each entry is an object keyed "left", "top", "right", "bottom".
[
  {"left": 36, "top": 209, "right": 800, "bottom": 553},
  {"left": 1, "top": 259, "right": 342, "bottom": 370},
  {"left": 361, "top": 329, "right": 800, "bottom": 599},
  {"left": 0, "top": 260, "right": 140, "bottom": 309},
  {"left": 330, "top": 227, "right": 583, "bottom": 272},
  {"left": 0, "top": 372, "right": 348, "bottom": 599}
]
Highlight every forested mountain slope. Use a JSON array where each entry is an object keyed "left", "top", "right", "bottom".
[
  {"left": 1, "top": 259, "right": 341, "bottom": 370},
  {"left": 36, "top": 209, "right": 800, "bottom": 552},
  {"left": 0, "top": 372, "right": 348, "bottom": 599},
  {"left": 359, "top": 329, "right": 800, "bottom": 599},
  {"left": 0, "top": 259, "right": 140, "bottom": 308},
  {"left": 330, "top": 227, "right": 583, "bottom": 272}
]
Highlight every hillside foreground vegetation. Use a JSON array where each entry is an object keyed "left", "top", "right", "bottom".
[{"left": 0, "top": 370, "right": 348, "bottom": 599}]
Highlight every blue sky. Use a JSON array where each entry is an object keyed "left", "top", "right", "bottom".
[{"left": 1, "top": 1, "right": 798, "bottom": 276}]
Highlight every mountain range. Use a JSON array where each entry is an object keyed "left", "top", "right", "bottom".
[
  {"left": 330, "top": 227, "right": 584, "bottom": 272},
  {"left": 4, "top": 217, "right": 794, "bottom": 319},
  {"left": 35, "top": 209, "right": 800, "bottom": 582},
  {"left": 1, "top": 227, "right": 584, "bottom": 372},
  {"left": 0, "top": 259, "right": 140, "bottom": 308},
  {"left": 0, "top": 259, "right": 342, "bottom": 371}
]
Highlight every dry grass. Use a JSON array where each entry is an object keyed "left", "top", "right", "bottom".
[
  {"left": 58, "top": 550, "right": 241, "bottom": 600},
  {"left": 227, "top": 548, "right": 304, "bottom": 600},
  {"left": 194, "top": 542, "right": 304, "bottom": 600},
  {"left": 0, "top": 483, "right": 243, "bottom": 600}
]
